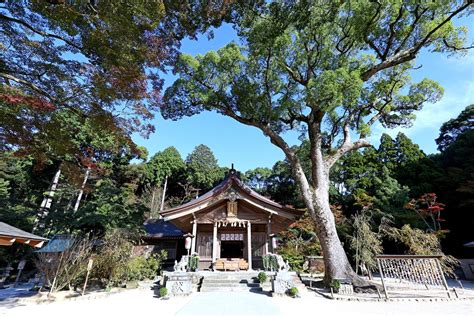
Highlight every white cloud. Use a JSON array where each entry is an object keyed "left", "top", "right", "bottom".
[{"left": 369, "top": 79, "right": 474, "bottom": 151}]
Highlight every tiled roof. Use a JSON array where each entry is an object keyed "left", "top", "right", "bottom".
[{"left": 143, "top": 219, "right": 184, "bottom": 238}]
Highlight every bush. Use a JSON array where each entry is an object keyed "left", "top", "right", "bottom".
[
  {"left": 257, "top": 272, "right": 267, "bottom": 283},
  {"left": 262, "top": 255, "right": 278, "bottom": 271},
  {"left": 187, "top": 255, "right": 199, "bottom": 271},
  {"left": 330, "top": 279, "right": 341, "bottom": 291},
  {"left": 159, "top": 287, "right": 168, "bottom": 297},
  {"left": 90, "top": 230, "right": 167, "bottom": 287},
  {"left": 288, "top": 287, "right": 298, "bottom": 297},
  {"left": 112, "top": 251, "right": 166, "bottom": 284}
]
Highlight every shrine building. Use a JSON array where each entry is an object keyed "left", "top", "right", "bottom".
[{"left": 154, "top": 168, "right": 303, "bottom": 270}]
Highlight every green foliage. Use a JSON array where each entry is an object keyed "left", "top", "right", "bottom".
[
  {"left": 1, "top": 1, "right": 238, "bottom": 155},
  {"left": 91, "top": 230, "right": 166, "bottom": 287},
  {"left": 113, "top": 252, "right": 165, "bottom": 284},
  {"left": 330, "top": 279, "right": 341, "bottom": 291},
  {"left": 185, "top": 144, "right": 225, "bottom": 192},
  {"left": 436, "top": 104, "right": 473, "bottom": 151},
  {"left": 384, "top": 224, "right": 458, "bottom": 277},
  {"left": 244, "top": 167, "right": 272, "bottom": 193},
  {"left": 187, "top": 255, "right": 200, "bottom": 272},
  {"left": 257, "top": 272, "right": 267, "bottom": 283},
  {"left": 349, "top": 209, "right": 383, "bottom": 273},
  {"left": 159, "top": 287, "right": 168, "bottom": 298},
  {"left": 262, "top": 254, "right": 278, "bottom": 271},
  {"left": 288, "top": 287, "right": 299, "bottom": 297},
  {"left": 145, "top": 147, "right": 185, "bottom": 186},
  {"left": 74, "top": 178, "right": 146, "bottom": 235}
]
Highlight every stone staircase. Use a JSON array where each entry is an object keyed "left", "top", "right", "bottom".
[{"left": 199, "top": 272, "right": 263, "bottom": 292}]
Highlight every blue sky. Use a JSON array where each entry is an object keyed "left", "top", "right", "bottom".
[{"left": 133, "top": 19, "right": 474, "bottom": 172}]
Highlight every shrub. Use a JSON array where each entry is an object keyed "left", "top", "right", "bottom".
[
  {"left": 330, "top": 279, "right": 341, "bottom": 291},
  {"left": 159, "top": 287, "right": 168, "bottom": 297},
  {"left": 187, "top": 255, "right": 199, "bottom": 271},
  {"left": 263, "top": 255, "right": 270, "bottom": 271},
  {"left": 90, "top": 230, "right": 167, "bottom": 287},
  {"left": 35, "top": 237, "right": 95, "bottom": 292},
  {"left": 112, "top": 251, "right": 167, "bottom": 285},
  {"left": 288, "top": 287, "right": 298, "bottom": 297},
  {"left": 257, "top": 272, "right": 267, "bottom": 283}
]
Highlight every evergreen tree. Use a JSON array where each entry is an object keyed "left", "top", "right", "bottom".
[{"left": 185, "top": 144, "right": 225, "bottom": 193}]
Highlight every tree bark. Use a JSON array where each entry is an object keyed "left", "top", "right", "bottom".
[
  {"left": 34, "top": 164, "right": 62, "bottom": 231},
  {"left": 295, "top": 163, "right": 357, "bottom": 284},
  {"left": 73, "top": 167, "right": 90, "bottom": 213},
  {"left": 159, "top": 176, "right": 168, "bottom": 216}
]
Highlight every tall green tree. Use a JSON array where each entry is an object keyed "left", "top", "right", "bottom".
[
  {"left": 377, "top": 134, "right": 398, "bottom": 171},
  {"left": 144, "top": 146, "right": 185, "bottom": 216},
  {"left": 436, "top": 104, "right": 474, "bottom": 151},
  {"left": 162, "top": 1, "right": 472, "bottom": 283},
  {"left": 244, "top": 167, "right": 272, "bottom": 193},
  {"left": 185, "top": 144, "right": 225, "bottom": 193}
]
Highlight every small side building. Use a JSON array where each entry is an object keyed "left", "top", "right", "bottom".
[{"left": 141, "top": 219, "right": 187, "bottom": 266}]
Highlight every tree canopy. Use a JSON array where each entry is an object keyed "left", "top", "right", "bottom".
[
  {"left": 162, "top": 0, "right": 473, "bottom": 283},
  {"left": 0, "top": 0, "right": 239, "bottom": 160},
  {"left": 436, "top": 104, "right": 474, "bottom": 151}
]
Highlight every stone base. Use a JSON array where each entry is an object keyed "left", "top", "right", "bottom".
[
  {"left": 165, "top": 272, "right": 192, "bottom": 296},
  {"left": 272, "top": 272, "right": 294, "bottom": 295}
]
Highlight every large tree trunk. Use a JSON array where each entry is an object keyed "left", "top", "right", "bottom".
[{"left": 288, "top": 148, "right": 362, "bottom": 285}]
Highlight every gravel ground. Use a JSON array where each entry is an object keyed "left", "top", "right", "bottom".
[{"left": 1, "top": 287, "right": 473, "bottom": 316}]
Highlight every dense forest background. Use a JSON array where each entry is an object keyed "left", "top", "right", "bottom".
[{"left": 1, "top": 104, "right": 472, "bottom": 268}]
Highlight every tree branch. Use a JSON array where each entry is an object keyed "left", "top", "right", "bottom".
[
  {"left": 0, "top": 72, "right": 56, "bottom": 101},
  {"left": 325, "top": 116, "right": 372, "bottom": 169},
  {"left": 0, "top": 13, "right": 81, "bottom": 49},
  {"left": 362, "top": 1, "right": 472, "bottom": 81}
]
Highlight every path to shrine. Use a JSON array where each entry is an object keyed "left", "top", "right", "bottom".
[{"left": 1, "top": 288, "right": 473, "bottom": 316}]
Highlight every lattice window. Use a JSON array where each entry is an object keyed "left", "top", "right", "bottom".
[{"left": 197, "top": 233, "right": 213, "bottom": 258}]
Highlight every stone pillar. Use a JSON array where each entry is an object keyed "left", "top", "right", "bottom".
[
  {"left": 247, "top": 221, "right": 252, "bottom": 270},
  {"left": 212, "top": 222, "right": 218, "bottom": 265},
  {"left": 191, "top": 220, "right": 197, "bottom": 254}
]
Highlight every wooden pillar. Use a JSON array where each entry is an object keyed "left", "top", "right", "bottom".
[
  {"left": 266, "top": 218, "right": 272, "bottom": 254},
  {"left": 247, "top": 221, "right": 252, "bottom": 270},
  {"left": 212, "top": 222, "right": 218, "bottom": 265},
  {"left": 191, "top": 220, "right": 197, "bottom": 254}
]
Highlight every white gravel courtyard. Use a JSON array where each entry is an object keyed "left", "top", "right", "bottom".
[{"left": 1, "top": 288, "right": 473, "bottom": 316}]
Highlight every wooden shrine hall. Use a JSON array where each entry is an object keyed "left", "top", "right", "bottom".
[{"left": 160, "top": 168, "right": 303, "bottom": 270}]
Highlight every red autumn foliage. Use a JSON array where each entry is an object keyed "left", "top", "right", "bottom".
[
  {"left": 0, "top": 93, "right": 56, "bottom": 111},
  {"left": 406, "top": 193, "right": 446, "bottom": 232}
]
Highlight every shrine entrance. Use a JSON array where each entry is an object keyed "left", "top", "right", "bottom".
[
  {"left": 159, "top": 168, "right": 303, "bottom": 270},
  {"left": 221, "top": 241, "right": 244, "bottom": 259}
]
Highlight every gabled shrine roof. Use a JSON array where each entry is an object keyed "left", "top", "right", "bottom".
[{"left": 160, "top": 169, "right": 303, "bottom": 221}]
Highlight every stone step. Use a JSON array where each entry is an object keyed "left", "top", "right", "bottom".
[
  {"left": 201, "top": 282, "right": 261, "bottom": 287},
  {"left": 202, "top": 278, "right": 258, "bottom": 283},
  {"left": 200, "top": 286, "right": 263, "bottom": 292}
]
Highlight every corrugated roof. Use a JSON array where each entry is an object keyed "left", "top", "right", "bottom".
[{"left": 36, "top": 235, "right": 75, "bottom": 253}]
